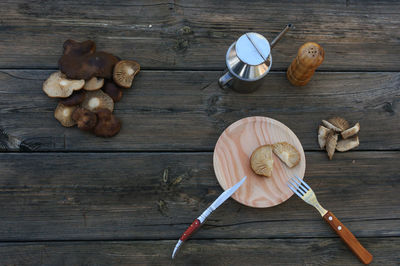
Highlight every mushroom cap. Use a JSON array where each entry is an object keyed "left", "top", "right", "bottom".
[
  {"left": 250, "top": 145, "right": 274, "bottom": 177},
  {"left": 272, "top": 142, "right": 300, "bottom": 168},
  {"left": 81, "top": 90, "right": 114, "bottom": 112},
  {"left": 59, "top": 40, "right": 119, "bottom": 80},
  {"left": 86, "top": 52, "right": 120, "bottom": 79},
  {"left": 43, "top": 71, "right": 84, "bottom": 98},
  {"left": 72, "top": 107, "right": 98, "bottom": 131},
  {"left": 113, "top": 60, "right": 140, "bottom": 88},
  {"left": 84, "top": 77, "right": 104, "bottom": 91},
  {"left": 328, "top": 117, "right": 350, "bottom": 131},
  {"left": 59, "top": 90, "right": 86, "bottom": 106},
  {"left": 102, "top": 80, "right": 123, "bottom": 102},
  {"left": 63, "top": 40, "right": 96, "bottom": 56},
  {"left": 94, "top": 108, "right": 121, "bottom": 137},
  {"left": 54, "top": 103, "right": 77, "bottom": 127}
]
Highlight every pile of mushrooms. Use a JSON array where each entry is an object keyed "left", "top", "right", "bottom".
[
  {"left": 318, "top": 117, "right": 360, "bottom": 160},
  {"left": 42, "top": 40, "right": 140, "bottom": 137}
]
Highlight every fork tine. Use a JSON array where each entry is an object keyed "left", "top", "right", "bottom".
[
  {"left": 291, "top": 177, "right": 308, "bottom": 195},
  {"left": 288, "top": 178, "right": 305, "bottom": 196},
  {"left": 295, "top": 175, "right": 311, "bottom": 190},
  {"left": 287, "top": 182, "right": 303, "bottom": 198}
]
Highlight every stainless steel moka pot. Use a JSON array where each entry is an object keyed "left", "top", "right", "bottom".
[{"left": 218, "top": 24, "right": 293, "bottom": 93}]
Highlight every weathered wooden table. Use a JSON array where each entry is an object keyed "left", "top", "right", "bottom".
[{"left": 0, "top": 1, "right": 399, "bottom": 265}]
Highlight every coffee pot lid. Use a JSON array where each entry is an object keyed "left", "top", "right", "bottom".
[{"left": 235, "top": 33, "right": 270, "bottom": 66}]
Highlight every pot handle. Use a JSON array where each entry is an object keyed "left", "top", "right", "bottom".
[{"left": 218, "top": 71, "right": 233, "bottom": 89}]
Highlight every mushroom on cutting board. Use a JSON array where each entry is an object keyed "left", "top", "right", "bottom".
[
  {"left": 113, "top": 60, "right": 140, "bottom": 88},
  {"left": 81, "top": 90, "right": 114, "bottom": 112},
  {"left": 54, "top": 103, "right": 77, "bottom": 127},
  {"left": 43, "top": 71, "right": 84, "bottom": 98}
]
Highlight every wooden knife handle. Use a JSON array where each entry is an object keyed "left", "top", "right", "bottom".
[
  {"left": 180, "top": 219, "right": 201, "bottom": 242},
  {"left": 323, "top": 211, "right": 373, "bottom": 264}
]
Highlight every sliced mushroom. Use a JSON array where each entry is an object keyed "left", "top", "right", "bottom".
[
  {"left": 59, "top": 90, "right": 86, "bottom": 106},
  {"left": 54, "top": 103, "right": 77, "bottom": 127},
  {"left": 341, "top": 122, "right": 360, "bottom": 139},
  {"left": 113, "top": 60, "right": 140, "bottom": 88},
  {"left": 72, "top": 107, "right": 97, "bottom": 131},
  {"left": 336, "top": 136, "right": 359, "bottom": 152},
  {"left": 326, "top": 132, "right": 338, "bottom": 160},
  {"left": 318, "top": 125, "right": 331, "bottom": 149},
  {"left": 81, "top": 90, "right": 114, "bottom": 112},
  {"left": 250, "top": 145, "right": 274, "bottom": 177},
  {"left": 43, "top": 71, "right": 84, "bottom": 98},
  {"left": 84, "top": 77, "right": 104, "bottom": 91},
  {"left": 328, "top": 117, "right": 349, "bottom": 131},
  {"left": 94, "top": 108, "right": 121, "bottom": 137},
  {"left": 272, "top": 142, "right": 300, "bottom": 168},
  {"left": 322, "top": 119, "right": 342, "bottom": 132},
  {"left": 59, "top": 40, "right": 119, "bottom": 80},
  {"left": 102, "top": 81, "right": 123, "bottom": 102}
]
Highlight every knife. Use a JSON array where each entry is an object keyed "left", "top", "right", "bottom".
[{"left": 172, "top": 176, "right": 247, "bottom": 259}]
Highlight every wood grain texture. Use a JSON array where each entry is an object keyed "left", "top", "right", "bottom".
[
  {"left": 0, "top": 0, "right": 399, "bottom": 71},
  {"left": 0, "top": 152, "right": 398, "bottom": 241},
  {"left": 0, "top": 70, "right": 398, "bottom": 151},
  {"left": 214, "top": 116, "right": 306, "bottom": 207},
  {"left": 0, "top": 238, "right": 398, "bottom": 266}
]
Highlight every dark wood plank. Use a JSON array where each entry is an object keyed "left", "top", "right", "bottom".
[
  {"left": 0, "top": 70, "right": 398, "bottom": 151},
  {"left": 0, "top": 238, "right": 398, "bottom": 265},
  {"left": 0, "top": 0, "right": 399, "bottom": 70},
  {"left": 0, "top": 151, "right": 398, "bottom": 241}
]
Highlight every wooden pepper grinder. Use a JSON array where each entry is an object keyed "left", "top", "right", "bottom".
[{"left": 287, "top": 42, "right": 324, "bottom": 86}]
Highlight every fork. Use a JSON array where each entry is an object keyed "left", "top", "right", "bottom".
[{"left": 288, "top": 176, "right": 373, "bottom": 265}]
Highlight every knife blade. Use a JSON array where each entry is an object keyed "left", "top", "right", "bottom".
[{"left": 172, "top": 176, "right": 247, "bottom": 259}]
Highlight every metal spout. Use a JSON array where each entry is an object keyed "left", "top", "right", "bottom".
[{"left": 270, "top": 23, "right": 294, "bottom": 48}]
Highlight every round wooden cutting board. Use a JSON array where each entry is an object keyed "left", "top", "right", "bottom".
[{"left": 213, "top": 116, "right": 306, "bottom": 208}]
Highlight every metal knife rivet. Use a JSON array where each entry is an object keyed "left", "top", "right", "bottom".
[
  {"left": 338, "top": 226, "right": 342, "bottom": 231},
  {"left": 329, "top": 216, "right": 333, "bottom": 221}
]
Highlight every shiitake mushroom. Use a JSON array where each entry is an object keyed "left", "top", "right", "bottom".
[
  {"left": 81, "top": 90, "right": 114, "bottom": 112},
  {"left": 54, "top": 103, "right": 77, "bottom": 127},
  {"left": 113, "top": 60, "right": 140, "bottom": 88},
  {"left": 102, "top": 80, "right": 123, "bottom": 102},
  {"left": 250, "top": 145, "right": 274, "bottom": 177},
  {"left": 43, "top": 71, "right": 84, "bottom": 98}
]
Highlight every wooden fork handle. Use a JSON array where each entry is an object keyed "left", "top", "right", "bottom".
[{"left": 323, "top": 211, "right": 373, "bottom": 264}]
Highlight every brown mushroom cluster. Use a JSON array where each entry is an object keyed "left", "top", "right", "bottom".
[
  {"left": 318, "top": 117, "right": 360, "bottom": 160},
  {"left": 42, "top": 40, "right": 140, "bottom": 137}
]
